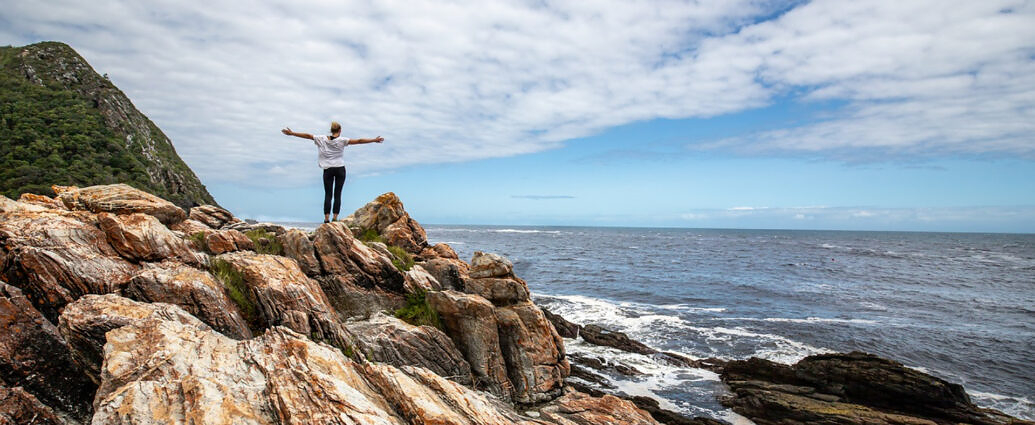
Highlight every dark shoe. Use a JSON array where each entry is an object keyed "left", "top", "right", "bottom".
[{"left": 323, "top": 220, "right": 330, "bottom": 224}]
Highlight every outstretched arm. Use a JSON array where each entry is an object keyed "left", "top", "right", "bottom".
[
  {"left": 281, "top": 127, "right": 315, "bottom": 140},
  {"left": 348, "top": 136, "right": 384, "bottom": 145}
]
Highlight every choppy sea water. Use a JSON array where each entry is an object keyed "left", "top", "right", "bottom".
[{"left": 419, "top": 226, "right": 1035, "bottom": 422}]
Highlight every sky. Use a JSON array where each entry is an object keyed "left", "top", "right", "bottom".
[{"left": 3, "top": 0, "right": 1034, "bottom": 232}]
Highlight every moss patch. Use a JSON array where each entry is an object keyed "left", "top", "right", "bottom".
[
  {"left": 208, "top": 258, "right": 263, "bottom": 334},
  {"left": 188, "top": 231, "right": 208, "bottom": 252},
  {"left": 394, "top": 289, "right": 442, "bottom": 329},
  {"left": 356, "top": 227, "right": 386, "bottom": 244},
  {"left": 387, "top": 245, "right": 414, "bottom": 272},
  {"left": 244, "top": 229, "right": 282, "bottom": 255}
]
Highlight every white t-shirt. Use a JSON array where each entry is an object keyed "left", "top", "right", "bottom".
[{"left": 313, "top": 135, "right": 349, "bottom": 169}]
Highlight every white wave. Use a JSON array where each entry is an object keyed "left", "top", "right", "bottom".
[
  {"left": 490, "top": 228, "right": 564, "bottom": 234},
  {"left": 969, "top": 391, "right": 1035, "bottom": 420},
  {"left": 859, "top": 301, "right": 888, "bottom": 311}
]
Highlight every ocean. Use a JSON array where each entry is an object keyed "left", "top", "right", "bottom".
[{"left": 420, "top": 225, "right": 1035, "bottom": 422}]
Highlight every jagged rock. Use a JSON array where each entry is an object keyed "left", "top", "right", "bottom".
[
  {"left": 168, "top": 218, "right": 210, "bottom": 235},
  {"left": 97, "top": 212, "right": 199, "bottom": 264},
  {"left": 17, "top": 193, "right": 65, "bottom": 210},
  {"left": 203, "top": 229, "right": 253, "bottom": 254},
  {"left": 403, "top": 264, "right": 442, "bottom": 292},
  {"left": 470, "top": 251, "right": 514, "bottom": 279},
  {"left": 224, "top": 221, "right": 287, "bottom": 236},
  {"left": 187, "top": 204, "right": 239, "bottom": 229},
  {"left": 347, "top": 312, "right": 473, "bottom": 385},
  {"left": 278, "top": 229, "right": 321, "bottom": 277},
  {"left": 90, "top": 318, "right": 542, "bottom": 425},
  {"left": 581, "top": 324, "right": 656, "bottom": 355},
  {"left": 538, "top": 389, "right": 660, "bottom": 425},
  {"left": 466, "top": 276, "right": 531, "bottom": 306},
  {"left": 0, "top": 282, "right": 94, "bottom": 423},
  {"left": 120, "top": 261, "right": 251, "bottom": 339},
  {"left": 52, "top": 184, "right": 186, "bottom": 225},
  {"left": 0, "top": 207, "right": 137, "bottom": 322},
  {"left": 0, "top": 386, "right": 73, "bottom": 425},
  {"left": 427, "top": 290, "right": 514, "bottom": 400},
  {"left": 419, "top": 242, "right": 460, "bottom": 260},
  {"left": 320, "top": 277, "right": 405, "bottom": 321},
  {"left": 0, "top": 195, "right": 47, "bottom": 213},
  {"left": 313, "top": 221, "right": 405, "bottom": 293},
  {"left": 215, "top": 251, "right": 355, "bottom": 351},
  {"left": 56, "top": 294, "right": 210, "bottom": 384},
  {"left": 543, "top": 308, "right": 581, "bottom": 338},
  {"left": 496, "top": 301, "right": 569, "bottom": 403},
  {"left": 341, "top": 192, "right": 428, "bottom": 254},
  {"left": 420, "top": 258, "right": 469, "bottom": 291},
  {"left": 721, "top": 352, "right": 1033, "bottom": 425}
]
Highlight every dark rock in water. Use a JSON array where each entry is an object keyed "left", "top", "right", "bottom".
[
  {"left": 581, "top": 324, "right": 656, "bottom": 355},
  {"left": 0, "top": 282, "right": 95, "bottom": 423},
  {"left": 0, "top": 386, "right": 73, "bottom": 425},
  {"left": 721, "top": 351, "right": 1034, "bottom": 425},
  {"left": 628, "top": 396, "right": 728, "bottom": 425},
  {"left": 543, "top": 307, "right": 581, "bottom": 338}
]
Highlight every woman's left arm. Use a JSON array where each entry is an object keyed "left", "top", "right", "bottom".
[{"left": 348, "top": 136, "right": 384, "bottom": 145}]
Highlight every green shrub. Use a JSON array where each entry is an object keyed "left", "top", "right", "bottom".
[
  {"left": 387, "top": 245, "right": 414, "bottom": 272},
  {"left": 394, "top": 289, "right": 441, "bottom": 329},
  {"left": 244, "top": 229, "right": 282, "bottom": 255},
  {"left": 208, "top": 258, "right": 262, "bottom": 333},
  {"left": 188, "top": 231, "right": 208, "bottom": 252},
  {"left": 356, "top": 227, "right": 386, "bottom": 244}
]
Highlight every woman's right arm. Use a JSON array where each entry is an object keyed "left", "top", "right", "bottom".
[{"left": 281, "top": 128, "right": 315, "bottom": 140}]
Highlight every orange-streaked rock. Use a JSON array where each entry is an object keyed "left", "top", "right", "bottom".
[
  {"left": 341, "top": 192, "right": 428, "bottom": 254},
  {"left": 97, "top": 212, "right": 199, "bottom": 265},
  {"left": 52, "top": 184, "right": 186, "bottom": 225}
]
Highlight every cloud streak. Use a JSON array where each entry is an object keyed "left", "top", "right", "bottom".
[{"left": 2, "top": 0, "right": 1032, "bottom": 187}]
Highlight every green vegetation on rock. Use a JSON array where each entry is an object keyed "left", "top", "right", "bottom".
[
  {"left": 208, "top": 258, "right": 262, "bottom": 333},
  {"left": 0, "top": 42, "right": 215, "bottom": 208},
  {"left": 245, "top": 229, "right": 282, "bottom": 256},
  {"left": 387, "top": 245, "right": 414, "bottom": 272},
  {"left": 394, "top": 289, "right": 442, "bottom": 329},
  {"left": 188, "top": 231, "right": 208, "bottom": 252}
]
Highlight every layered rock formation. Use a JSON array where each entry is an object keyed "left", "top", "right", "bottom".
[{"left": 0, "top": 185, "right": 658, "bottom": 425}]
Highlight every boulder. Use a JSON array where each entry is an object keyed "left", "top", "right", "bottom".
[
  {"left": 0, "top": 195, "right": 47, "bottom": 213},
  {"left": 90, "top": 318, "right": 539, "bottom": 425},
  {"left": 0, "top": 282, "right": 94, "bottom": 423},
  {"left": 0, "top": 386, "right": 73, "bottom": 425},
  {"left": 581, "top": 324, "right": 656, "bottom": 355},
  {"left": 316, "top": 276, "right": 406, "bottom": 319},
  {"left": 187, "top": 204, "right": 239, "bottom": 229},
  {"left": 168, "top": 218, "right": 210, "bottom": 235},
  {"left": 120, "top": 261, "right": 251, "bottom": 339},
  {"left": 720, "top": 352, "right": 1033, "bottom": 425},
  {"left": 313, "top": 222, "right": 405, "bottom": 292},
  {"left": 419, "top": 242, "right": 460, "bottom": 261},
  {"left": 215, "top": 251, "right": 355, "bottom": 351},
  {"left": 17, "top": 193, "right": 65, "bottom": 210},
  {"left": 277, "top": 229, "right": 321, "bottom": 277},
  {"left": 495, "top": 301, "right": 569, "bottom": 403},
  {"left": 341, "top": 192, "right": 428, "bottom": 254},
  {"left": 466, "top": 276, "right": 530, "bottom": 306},
  {"left": 203, "top": 229, "right": 253, "bottom": 254},
  {"left": 403, "top": 264, "right": 442, "bottom": 292},
  {"left": 0, "top": 208, "right": 137, "bottom": 322},
  {"left": 427, "top": 290, "right": 514, "bottom": 400},
  {"left": 420, "top": 257, "right": 470, "bottom": 291},
  {"left": 347, "top": 312, "right": 473, "bottom": 385},
  {"left": 538, "top": 389, "right": 660, "bottom": 425},
  {"left": 56, "top": 294, "right": 210, "bottom": 384},
  {"left": 97, "top": 212, "right": 199, "bottom": 265},
  {"left": 470, "top": 251, "right": 514, "bottom": 279},
  {"left": 52, "top": 184, "right": 186, "bottom": 225}
]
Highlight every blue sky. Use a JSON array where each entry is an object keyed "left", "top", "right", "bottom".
[{"left": 4, "top": 0, "right": 1035, "bottom": 232}]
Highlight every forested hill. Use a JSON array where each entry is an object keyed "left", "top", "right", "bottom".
[{"left": 0, "top": 41, "right": 215, "bottom": 208}]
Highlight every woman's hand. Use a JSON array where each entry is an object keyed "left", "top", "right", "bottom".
[
  {"left": 375, "top": 136, "right": 384, "bottom": 143},
  {"left": 281, "top": 128, "right": 293, "bottom": 136}
]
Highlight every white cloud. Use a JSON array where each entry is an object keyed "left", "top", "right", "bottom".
[{"left": 2, "top": 0, "right": 1033, "bottom": 187}]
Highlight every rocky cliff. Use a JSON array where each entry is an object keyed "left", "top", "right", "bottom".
[
  {"left": 0, "top": 42, "right": 215, "bottom": 209},
  {"left": 0, "top": 185, "right": 658, "bottom": 425}
]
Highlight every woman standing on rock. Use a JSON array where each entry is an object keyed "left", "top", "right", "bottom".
[{"left": 281, "top": 122, "right": 383, "bottom": 223}]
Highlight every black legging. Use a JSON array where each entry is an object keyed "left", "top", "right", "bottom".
[{"left": 322, "top": 166, "right": 346, "bottom": 215}]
